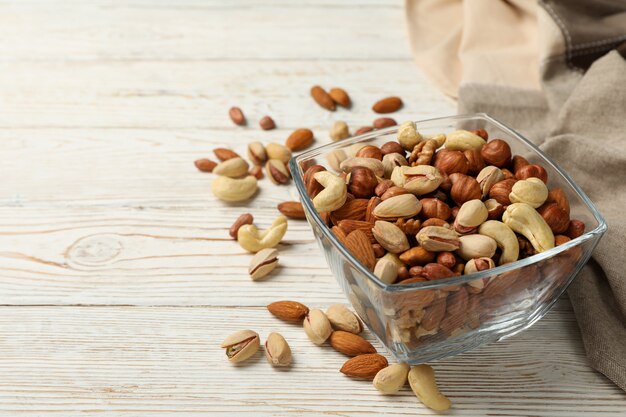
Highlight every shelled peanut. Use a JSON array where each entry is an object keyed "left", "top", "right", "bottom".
[{"left": 302, "top": 123, "right": 586, "bottom": 344}]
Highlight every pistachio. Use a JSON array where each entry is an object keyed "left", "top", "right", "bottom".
[
  {"left": 478, "top": 220, "right": 520, "bottom": 264},
  {"left": 382, "top": 153, "right": 408, "bottom": 178},
  {"left": 503, "top": 203, "right": 555, "bottom": 252},
  {"left": 373, "top": 363, "right": 410, "bottom": 394},
  {"left": 339, "top": 157, "right": 385, "bottom": 177},
  {"left": 476, "top": 165, "right": 504, "bottom": 198},
  {"left": 247, "top": 141, "right": 267, "bottom": 166},
  {"left": 372, "top": 194, "right": 422, "bottom": 220},
  {"left": 417, "top": 226, "right": 461, "bottom": 251},
  {"left": 457, "top": 234, "right": 497, "bottom": 260},
  {"left": 213, "top": 157, "right": 250, "bottom": 178},
  {"left": 264, "top": 332, "right": 292, "bottom": 367},
  {"left": 402, "top": 165, "right": 444, "bottom": 195},
  {"left": 465, "top": 257, "right": 495, "bottom": 275},
  {"left": 265, "top": 143, "right": 292, "bottom": 164},
  {"left": 408, "top": 365, "right": 451, "bottom": 411},
  {"left": 221, "top": 330, "right": 260, "bottom": 363},
  {"left": 211, "top": 175, "right": 258, "bottom": 202},
  {"left": 454, "top": 199, "right": 488, "bottom": 234},
  {"left": 312, "top": 171, "right": 348, "bottom": 212},
  {"left": 372, "top": 221, "right": 410, "bottom": 253},
  {"left": 374, "top": 258, "right": 399, "bottom": 284},
  {"left": 265, "top": 159, "right": 291, "bottom": 184},
  {"left": 303, "top": 309, "right": 333, "bottom": 345},
  {"left": 444, "top": 129, "right": 486, "bottom": 151},
  {"left": 326, "top": 304, "right": 362, "bottom": 334},
  {"left": 326, "top": 149, "right": 348, "bottom": 172},
  {"left": 238, "top": 215, "right": 288, "bottom": 253},
  {"left": 509, "top": 177, "right": 549, "bottom": 208},
  {"left": 248, "top": 248, "right": 279, "bottom": 280},
  {"left": 397, "top": 121, "right": 422, "bottom": 150}
]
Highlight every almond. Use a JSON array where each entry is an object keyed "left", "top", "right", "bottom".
[
  {"left": 228, "top": 106, "right": 246, "bottom": 126},
  {"left": 285, "top": 128, "right": 314, "bottom": 151},
  {"left": 354, "top": 126, "right": 374, "bottom": 135},
  {"left": 310, "top": 85, "right": 336, "bottom": 111},
  {"left": 337, "top": 220, "right": 376, "bottom": 243},
  {"left": 329, "top": 87, "right": 351, "bottom": 108},
  {"left": 267, "top": 300, "right": 310, "bottom": 322},
  {"left": 213, "top": 148, "right": 240, "bottom": 161},
  {"left": 330, "top": 198, "right": 369, "bottom": 223},
  {"left": 344, "top": 229, "right": 376, "bottom": 270},
  {"left": 373, "top": 117, "right": 397, "bottom": 129},
  {"left": 332, "top": 226, "right": 349, "bottom": 246},
  {"left": 330, "top": 331, "right": 376, "bottom": 357},
  {"left": 277, "top": 201, "right": 306, "bottom": 219},
  {"left": 340, "top": 353, "right": 388, "bottom": 379},
  {"left": 194, "top": 158, "right": 217, "bottom": 172},
  {"left": 372, "top": 96, "right": 403, "bottom": 114}
]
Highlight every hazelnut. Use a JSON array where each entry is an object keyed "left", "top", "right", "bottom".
[
  {"left": 512, "top": 155, "right": 530, "bottom": 173},
  {"left": 375, "top": 179, "right": 394, "bottom": 197},
  {"left": 348, "top": 167, "right": 378, "bottom": 198},
  {"left": 380, "top": 141, "right": 405, "bottom": 156},
  {"left": 488, "top": 178, "right": 517, "bottom": 206},
  {"left": 434, "top": 150, "right": 470, "bottom": 175},
  {"left": 484, "top": 198, "right": 505, "bottom": 220},
  {"left": 421, "top": 218, "right": 450, "bottom": 229},
  {"left": 356, "top": 145, "right": 383, "bottom": 161},
  {"left": 555, "top": 235, "right": 571, "bottom": 246},
  {"left": 448, "top": 173, "right": 481, "bottom": 206},
  {"left": 397, "top": 266, "right": 410, "bottom": 281},
  {"left": 436, "top": 252, "right": 456, "bottom": 269},
  {"left": 464, "top": 149, "right": 486, "bottom": 175},
  {"left": 470, "top": 128, "right": 488, "bottom": 140},
  {"left": 303, "top": 164, "right": 326, "bottom": 198},
  {"left": 480, "top": 139, "right": 511, "bottom": 168},
  {"left": 420, "top": 198, "right": 452, "bottom": 220},
  {"left": 566, "top": 219, "right": 585, "bottom": 239},
  {"left": 546, "top": 188, "right": 570, "bottom": 216},
  {"left": 516, "top": 164, "right": 548, "bottom": 183},
  {"left": 537, "top": 203, "right": 569, "bottom": 234},
  {"left": 409, "top": 266, "right": 425, "bottom": 277},
  {"left": 381, "top": 186, "right": 409, "bottom": 201}
]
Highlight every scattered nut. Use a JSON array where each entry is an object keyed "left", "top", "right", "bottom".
[
  {"left": 229, "top": 213, "right": 254, "bottom": 239},
  {"left": 303, "top": 309, "right": 333, "bottom": 345},
  {"left": 340, "top": 354, "right": 389, "bottom": 379},
  {"left": 372, "top": 96, "right": 403, "bottom": 113},
  {"left": 237, "top": 215, "right": 288, "bottom": 253},
  {"left": 248, "top": 248, "right": 279, "bottom": 280},
  {"left": 278, "top": 201, "right": 306, "bottom": 219},
  {"left": 329, "top": 331, "right": 376, "bottom": 356},
  {"left": 211, "top": 175, "right": 258, "bottom": 202},
  {"left": 265, "top": 143, "right": 293, "bottom": 164},
  {"left": 373, "top": 363, "right": 410, "bottom": 394},
  {"left": 228, "top": 106, "right": 246, "bottom": 126},
  {"left": 265, "top": 332, "right": 292, "bottom": 367},
  {"left": 311, "top": 85, "right": 336, "bottom": 111},
  {"left": 286, "top": 128, "right": 314, "bottom": 151},
  {"left": 221, "top": 330, "right": 260, "bottom": 363},
  {"left": 247, "top": 141, "right": 267, "bottom": 165},
  {"left": 408, "top": 365, "right": 451, "bottom": 411},
  {"left": 259, "top": 115, "right": 276, "bottom": 130},
  {"left": 194, "top": 158, "right": 217, "bottom": 172},
  {"left": 326, "top": 304, "right": 362, "bottom": 334},
  {"left": 329, "top": 87, "right": 351, "bottom": 108},
  {"left": 266, "top": 159, "right": 291, "bottom": 184},
  {"left": 213, "top": 157, "right": 250, "bottom": 178},
  {"left": 214, "top": 148, "right": 240, "bottom": 161},
  {"left": 267, "top": 300, "right": 309, "bottom": 322}
]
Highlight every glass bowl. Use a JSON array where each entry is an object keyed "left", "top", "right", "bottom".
[{"left": 289, "top": 113, "right": 606, "bottom": 364}]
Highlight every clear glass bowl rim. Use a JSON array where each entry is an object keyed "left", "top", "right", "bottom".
[{"left": 290, "top": 113, "right": 608, "bottom": 293}]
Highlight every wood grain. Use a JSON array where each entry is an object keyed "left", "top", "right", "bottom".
[
  {"left": 0, "top": 304, "right": 624, "bottom": 417},
  {"left": 0, "top": 0, "right": 623, "bottom": 415}
]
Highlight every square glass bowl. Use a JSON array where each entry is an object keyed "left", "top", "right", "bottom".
[{"left": 289, "top": 113, "right": 606, "bottom": 364}]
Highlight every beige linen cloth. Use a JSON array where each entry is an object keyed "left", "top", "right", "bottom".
[{"left": 406, "top": 0, "right": 626, "bottom": 391}]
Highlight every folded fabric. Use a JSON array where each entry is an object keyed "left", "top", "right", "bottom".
[{"left": 406, "top": 0, "right": 626, "bottom": 391}]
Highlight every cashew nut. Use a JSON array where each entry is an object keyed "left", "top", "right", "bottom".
[
  {"left": 478, "top": 220, "right": 520, "bottom": 264},
  {"left": 408, "top": 364, "right": 451, "bottom": 411},
  {"left": 237, "top": 215, "right": 288, "bottom": 253},
  {"left": 509, "top": 177, "right": 548, "bottom": 208},
  {"left": 312, "top": 171, "right": 348, "bottom": 212},
  {"left": 211, "top": 175, "right": 258, "bottom": 202},
  {"left": 444, "top": 129, "right": 486, "bottom": 150},
  {"left": 503, "top": 203, "right": 555, "bottom": 252}
]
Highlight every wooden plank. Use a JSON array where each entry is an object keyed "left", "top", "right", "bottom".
[
  {"left": 0, "top": 60, "right": 452, "bottom": 129},
  {"left": 0, "top": 2, "right": 407, "bottom": 62},
  {"left": 0, "top": 305, "right": 623, "bottom": 416}
]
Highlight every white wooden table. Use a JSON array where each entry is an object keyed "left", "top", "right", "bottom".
[{"left": 0, "top": 1, "right": 624, "bottom": 416}]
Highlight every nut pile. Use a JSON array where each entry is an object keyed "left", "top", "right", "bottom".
[
  {"left": 304, "top": 124, "right": 585, "bottom": 284},
  {"left": 222, "top": 300, "right": 450, "bottom": 411}
]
